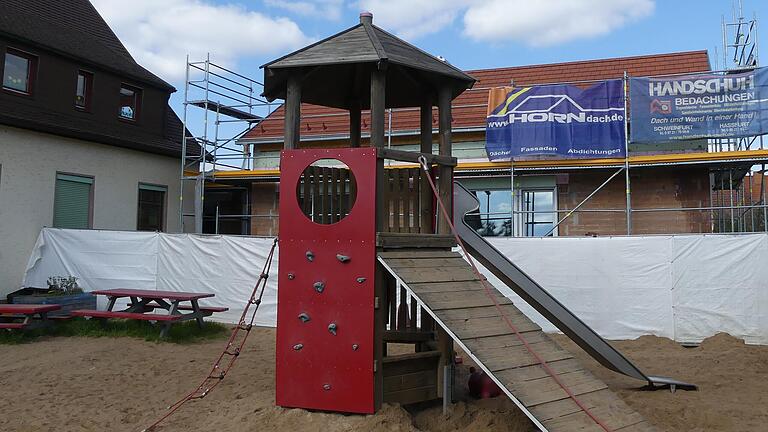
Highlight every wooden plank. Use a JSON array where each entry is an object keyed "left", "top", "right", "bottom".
[
  {"left": 330, "top": 167, "right": 339, "bottom": 223},
  {"left": 384, "top": 330, "right": 434, "bottom": 343},
  {"left": 312, "top": 166, "right": 321, "bottom": 223},
  {"left": 302, "top": 170, "right": 311, "bottom": 215},
  {"left": 377, "top": 148, "right": 457, "bottom": 166},
  {"left": 376, "top": 233, "right": 457, "bottom": 249},
  {"left": 378, "top": 250, "right": 460, "bottom": 259},
  {"left": 403, "top": 169, "right": 412, "bottom": 233},
  {"left": 407, "top": 280, "right": 487, "bottom": 294},
  {"left": 383, "top": 368, "right": 437, "bottom": 393},
  {"left": 393, "top": 169, "right": 402, "bottom": 233},
  {"left": 383, "top": 351, "right": 440, "bottom": 377},
  {"left": 387, "top": 274, "right": 397, "bottom": 330},
  {"left": 397, "top": 285, "right": 408, "bottom": 330},
  {"left": 417, "top": 291, "right": 513, "bottom": 310},
  {"left": 380, "top": 169, "right": 392, "bottom": 231},
  {"left": 542, "top": 404, "right": 649, "bottom": 432},
  {"left": 481, "top": 343, "right": 574, "bottom": 372},
  {"left": 393, "top": 266, "right": 479, "bottom": 284},
  {"left": 338, "top": 168, "right": 348, "bottom": 217},
  {"left": 530, "top": 388, "right": 646, "bottom": 425},
  {"left": 436, "top": 305, "right": 534, "bottom": 323},
  {"left": 507, "top": 370, "right": 607, "bottom": 407},
  {"left": 439, "top": 315, "right": 540, "bottom": 339},
  {"left": 493, "top": 358, "right": 583, "bottom": 383},
  {"left": 383, "top": 385, "right": 438, "bottom": 405},
  {"left": 462, "top": 332, "right": 550, "bottom": 352},
  {"left": 321, "top": 167, "right": 331, "bottom": 224},
  {"left": 385, "top": 257, "right": 469, "bottom": 269}
]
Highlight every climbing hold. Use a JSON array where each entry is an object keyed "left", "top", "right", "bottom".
[
  {"left": 328, "top": 323, "right": 337, "bottom": 335},
  {"left": 293, "top": 343, "right": 303, "bottom": 351},
  {"left": 287, "top": 272, "right": 295, "bottom": 280},
  {"left": 313, "top": 281, "right": 325, "bottom": 293},
  {"left": 352, "top": 344, "right": 359, "bottom": 351},
  {"left": 323, "top": 384, "right": 331, "bottom": 391},
  {"left": 298, "top": 312, "right": 310, "bottom": 323},
  {"left": 306, "top": 251, "right": 315, "bottom": 262},
  {"left": 356, "top": 277, "right": 366, "bottom": 283},
  {"left": 336, "top": 254, "right": 351, "bottom": 263}
]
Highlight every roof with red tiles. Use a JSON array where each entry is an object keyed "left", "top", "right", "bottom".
[{"left": 243, "top": 50, "right": 711, "bottom": 144}]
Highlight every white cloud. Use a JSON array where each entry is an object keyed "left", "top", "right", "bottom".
[
  {"left": 90, "top": 0, "right": 311, "bottom": 83},
  {"left": 265, "top": 0, "right": 346, "bottom": 21},
  {"left": 357, "top": 0, "right": 469, "bottom": 39},
  {"left": 463, "top": 0, "right": 655, "bottom": 46},
  {"left": 356, "top": 0, "right": 654, "bottom": 45}
]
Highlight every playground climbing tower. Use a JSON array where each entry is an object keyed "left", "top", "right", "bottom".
[
  {"left": 265, "top": 12, "right": 474, "bottom": 413},
  {"left": 264, "top": 12, "right": 692, "bottom": 431}
]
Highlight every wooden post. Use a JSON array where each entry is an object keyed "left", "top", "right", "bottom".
[
  {"left": 284, "top": 75, "right": 301, "bottom": 150},
  {"left": 436, "top": 85, "right": 454, "bottom": 401},
  {"left": 370, "top": 68, "right": 386, "bottom": 149},
  {"left": 420, "top": 96, "right": 434, "bottom": 233},
  {"left": 350, "top": 100, "right": 361, "bottom": 147},
  {"left": 437, "top": 86, "right": 453, "bottom": 234}
]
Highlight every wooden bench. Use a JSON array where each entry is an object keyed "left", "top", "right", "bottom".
[
  {"left": 127, "top": 303, "right": 229, "bottom": 314},
  {"left": 0, "top": 304, "right": 62, "bottom": 330},
  {"left": 71, "top": 310, "right": 182, "bottom": 322},
  {"left": 82, "top": 289, "right": 225, "bottom": 337}
]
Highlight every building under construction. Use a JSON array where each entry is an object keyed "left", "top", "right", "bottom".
[{"left": 183, "top": 8, "right": 768, "bottom": 238}]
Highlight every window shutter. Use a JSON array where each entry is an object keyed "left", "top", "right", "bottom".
[{"left": 53, "top": 175, "right": 92, "bottom": 229}]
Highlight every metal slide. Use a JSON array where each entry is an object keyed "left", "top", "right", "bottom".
[{"left": 453, "top": 181, "right": 696, "bottom": 390}]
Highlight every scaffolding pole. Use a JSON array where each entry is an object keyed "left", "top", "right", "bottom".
[
  {"left": 179, "top": 54, "right": 270, "bottom": 233},
  {"left": 623, "top": 71, "right": 632, "bottom": 235}
]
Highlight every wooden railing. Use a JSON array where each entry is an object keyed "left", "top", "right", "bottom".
[
  {"left": 384, "top": 272, "right": 435, "bottom": 335},
  {"left": 297, "top": 166, "right": 356, "bottom": 224},
  {"left": 377, "top": 149, "right": 456, "bottom": 234}
]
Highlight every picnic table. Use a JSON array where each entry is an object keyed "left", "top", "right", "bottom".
[
  {"left": 0, "top": 304, "right": 61, "bottom": 330},
  {"left": 72, "top": 289, "right": 228, "bottom": 337}
]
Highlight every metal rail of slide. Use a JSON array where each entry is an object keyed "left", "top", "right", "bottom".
[{"left": 453, "top": 181, "right": 696, "bottom": 391}]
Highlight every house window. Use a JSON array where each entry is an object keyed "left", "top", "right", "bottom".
[
  {"left": 53, "top": 174, "right": 93, "bottom": 229},
  {"left": 119, "top": 84, "right": 141, "bottom": 120},
  {"left": 137, "top": 184, "right": 166, "bottom": 231},
  {"left": 522, "top": 190, "right": 556, "bottom": 236},
  {"left": 473, "top": 189, "right": 512, "bottom": 237},
  {"left": 75, "top": 71, "right": 93, "bottom": 110},
  {"left": 2, "top": 49, "right": 36, "bottom": 94}
]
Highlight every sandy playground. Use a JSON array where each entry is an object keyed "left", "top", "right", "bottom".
[{"left": 0, "top": 328, "right": 767, "bottom": 432}]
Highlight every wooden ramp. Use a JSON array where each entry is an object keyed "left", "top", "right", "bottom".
[{"left": 378, "top": 250, "right": 656, "bottom": 432}]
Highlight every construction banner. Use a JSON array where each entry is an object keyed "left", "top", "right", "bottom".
[
  {"left": 485, "top": 80, "right": 626, "bottom": 161},
  {"left": 629, "top": 67, "right": 768, "bottom": 143}
]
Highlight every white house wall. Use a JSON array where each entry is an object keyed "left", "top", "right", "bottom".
[{"left": 0, "top": 125, "right": 193, "bottom": 294}]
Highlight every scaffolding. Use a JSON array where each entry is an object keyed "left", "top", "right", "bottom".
[{"left": 179, "top": 55, "right": 272, "bottom": 232}]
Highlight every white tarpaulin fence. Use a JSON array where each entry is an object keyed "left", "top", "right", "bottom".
[
  {"left": 22, "top": 228, "right": 278, "bottom": 327},
  {"left": 21, "top": 229, "right": 768, "bottom": 344}
]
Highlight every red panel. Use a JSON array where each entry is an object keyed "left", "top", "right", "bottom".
[{"left": 275, "top": 148, "right": 377, "bottom": 414}]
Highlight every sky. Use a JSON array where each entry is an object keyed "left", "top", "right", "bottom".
[{"left": 90, "top": 0, "right": 768, "bottom": 118}]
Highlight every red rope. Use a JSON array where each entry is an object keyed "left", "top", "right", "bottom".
[
  {"left": 418, "top": 158, "right": 613, "bottom": 432},
  {"left": 142, "top": 238, "right": 278, "bottom": 432}
]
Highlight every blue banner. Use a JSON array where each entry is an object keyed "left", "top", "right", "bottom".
[
  {"left": 629, "top": 67, "right": 768, "bottom": 143},
  {"left": 485, "top": 80, "right": 626, "bottom": 161}
]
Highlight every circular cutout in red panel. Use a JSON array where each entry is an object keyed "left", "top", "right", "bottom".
[{"left": 295, "top": 159, "right": 357, "bottom": 224}]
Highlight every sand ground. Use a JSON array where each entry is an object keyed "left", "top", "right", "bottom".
[{"left": 0, "top": 329, "right": 766, "bottom": 431}]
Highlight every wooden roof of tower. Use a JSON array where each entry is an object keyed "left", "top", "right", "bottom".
[{"left": 261, "top": 12, "right": 477, "bottom": 109}]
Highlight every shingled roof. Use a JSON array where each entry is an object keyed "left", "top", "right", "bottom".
[
  {"left": 0, "top": 0, "right": 199, "bottom": 157},
  {"left": 1, "top": 0, "right": 173, "bottom": 91},
  {"left": 244, "top": 50, "right": 711, "bottom": 144},
  {"left": 262, "top": 13, "right": 476, "bottom": 109}
]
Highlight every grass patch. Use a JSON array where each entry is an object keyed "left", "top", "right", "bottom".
[{"left": 0, "top": 318, "right": 229, "bottom": 345}]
